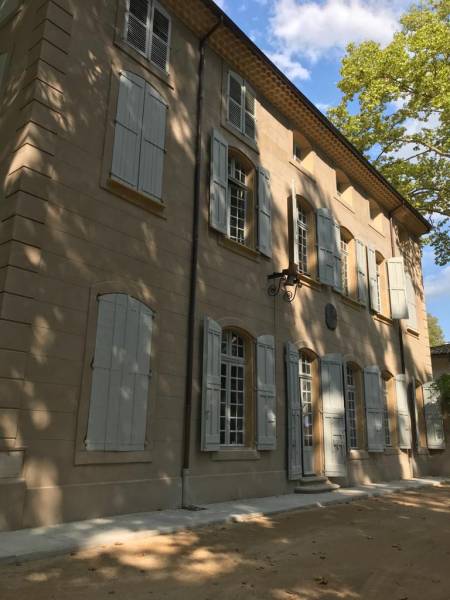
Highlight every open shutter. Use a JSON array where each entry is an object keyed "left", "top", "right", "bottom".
[
  {"left": 0, "top": 53, "right": 7, "bottom": 95},
  {"left": 332, "top": 221, "right": 342, "bottom": 291},
  {"left": 289, "top": 180, "right": 299, "bottom": 269},
  {"left": 86, "top": 294, "right": 153, "bottom": 452},
  {"left": 201, "top": 317, "right": 222, "bottom": 451},
  {"left": 395, "top": 374, "right": 412, "bottom": 449},
  {"left": 111, "top": 71, "right": 145, "bottom": 189},
  {"left": 125, "top": 0, "right": 150, "bottom": 55},
  {"left": 405, "top": 272, "right": 418, "bottom": 330},
  {"left": 317, "top": 208, "right": 334, "bottom": 286},
  {"left": 150, "top": 2, "right": 171, "bottom": 71},
  {"left": 285, "top": 342, "right": 302, "bottom": 480},
  {"left": 387, "top": 257, "right": 408, "bottom": 319},
  {"left": 228, "top": 71, "right": 243, "bottom": 131},
  {"left": 321, "top": 354, "right": 347, "bottom": 477},
  {"left": 209, "top": 128, "right": 228, "bottom": 234},
  {"left": 364, "top": 366, "right": 384, "bottom": 452},
  {"left": 244, "top": 83, "right": 256, "bottom": 139},
  {"left": 138, "top": 83, "right": 167, "bottom": 200},
  {"left": 423, "top": 382, "right": 445, "bottom": 450},
  {"left": 256, "top": 335, "right": 277, "bottom": 450},
  {"left": 257, "top": 167, "right": 272, "bottom": 258},
  {"left": 356, "top": 239, "right": 368, "bottom": 305},
  {"left": 367, "top": 246, "right": 380, "bottom": 313}
]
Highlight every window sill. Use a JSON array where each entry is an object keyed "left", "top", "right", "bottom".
[
  {"left": 212, "top": 448, "right": 261, "bottom": 461},
  {"left": 289, "top": 159, "right": 317, "bottom": 185},
  {"left": 383, "top": 447, "right": 401, "bottom": 455},
  {"left": 333, "top": 193, "right": 355, "bottom": 213},
  {"left": 337, "top": 292, "right": 364, "bottom": 311},
  {"left": 221, "top": 119, "right": 259, "bottom": 155},
  {"left": 113, "top": 39, "right": 174, "bottom": 90},
  {"left": 368, "top": 222, "right": 385, "bottom": 238},
  {"left": 218, "top": 235, "right": 260, "bottom": 262},
  {"left": 299, "top": 272, "right": 322, "bottom": 291},
  {"left": 105, "top": 178, "right": 167, "bottom": 219},
  {"left": 373, "top": 312, "right": 393, "bottom": 326},
  {"left": 75, "top": 449, "right": 152, "bottom": 465}
]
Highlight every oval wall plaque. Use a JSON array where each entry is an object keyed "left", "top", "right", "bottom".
[{"left": 325, "top": 303, "right": 338, "bottom": 330}]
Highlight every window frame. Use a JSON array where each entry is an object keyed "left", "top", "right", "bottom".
[
  {"left": 295, "top": 196, "right": 318, "bottom": 279},
  {"left": 225, "top": 148, "right": 257, "bottom": 250},
  {"left": 227, "top": 70, "right": 257, "bottom": 141},
  {"left": 345, "top": 364, "right": 358, "bottom": 449}
]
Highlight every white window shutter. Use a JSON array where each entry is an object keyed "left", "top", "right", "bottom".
[
  {"left": 395, "top": 374, "right": 412, "bottom": 449},
  {"left": 423, "top": 382, "right": 445, "bottom": 450},
  {"left": 228, "top": 71, "right": 243, "bottom": 131},
  {"left": 111, "top": 71, "right": 145, "bottom": 189},
  {"left": 405, "top": 272, "right": 418, "bottom": 330},
  {"left": 201, "top": 316, "right": 222, "bottom": 451},
  {"left": 244, "top": 83, "right": 256, "bottom": 139},
  {"left": 257, "top": 167, "right": 272, "bottom": 258},
  {"left": 317, "top": 208, "right": 334, "bottom": 286},
  {"left": 332, "top": 221, "right": 342, "bottom": 291},
  {"left": 209, "top": 128, "right": 229, "bottom": 234},
  {"left": 86, "top": 294, "right": 153, "bottom": 452},
  {"left": 387, "top": 257, "right": 409, "bottom": 319},
  {"left": 150, "top": 2, "right": 171, "bottom": 71},
  {"left": 367, "top": 246, "right": 380, "bottom": 313},
  {"left": 125, "top": 0, "right": 150, "bottom": 56},
  {"left": 355, "top": 239, "right": 368, "bottom": 305},
  {"left": 290, "top": 181, "right": 299, "bottom": 268},
  {"left": 256, "top": 335, "right": 277, "bottom": 450},
  {"left": 285, "top": 342, "right": 302, "bottom": 480},
  {"left": 0, "top": 53, "right": 8, "bottom": 96},
  {"left": 138, "top": 83, "right": 167, "bottom": 200},
  {"left": 363, "top": 366, "right": 384, "bottom": 452},
  {"left": 321, "top": 354, "right": 347, "bottom": 477}
]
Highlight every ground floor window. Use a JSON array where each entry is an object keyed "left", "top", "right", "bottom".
[
  {"left": 383, "top": 378, "right": 391, "bottom": 447},
  {"left": 346, "top": 364, "right": 358, "bottom": 449},
  {"left": 299, "top": 353, "right": 313, "bottom": 447},
  {"left": 220, "top": 330, "right": 245, "bottom": 446}
]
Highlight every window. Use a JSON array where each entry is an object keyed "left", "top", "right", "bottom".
[
  {"left": 227, "top": 71, "right": 256, "bottom": 140},
  {"left": 369, "top": 198, "right": 384, "bottom": 232},
  {"left": 220, "top": 330, "right": 246, "bottom": 446},
  {"left": 346, "top": 364, "right": 358, "bottom": 449},
  {"left": 125, "top": 0, "right": 171, "bottom": 72},
  {"left": 111, "top": 71, "right": 167, "bottom": 201},
  {"left": 85, "top": 293, "right": 154, "bottom": 452},
  {"left": 341, "top": 238, "right": 349, "bottom": 296},
  {"left": 297, "top": 206, "right": 308, "bottom": 274},
  {"left": 382, "top": 378, "right": 391, "bottom": 447},
  {"left": 228, "top": 156, "right": 248, "bottom": 244},
  {"left": 292, "top": 132, "right": 314, "bottom": 172},
  {"left": 299, "top": 353, "right": 313, "bottom": 448},
  {"left": 335, "top": 169, "right": 350, "bottom": 198},
  {"left": 290, "top": 195, "right": 316, "bottom": 277},
  {"left": 376, "top": 252, "right": 390, "bottom": 316}
]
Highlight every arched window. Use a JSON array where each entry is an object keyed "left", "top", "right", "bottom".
[
  {"left": 220, "top": 329, "right": 247, "bottom": 446},
  {"left": 227, "top": 149, "right": 256, "bottom": 247}
]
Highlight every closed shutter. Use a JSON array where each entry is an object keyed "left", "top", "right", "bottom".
[
  {"left": 138, "top": 83, "right": 167, "bottom": 200},
  {"left": 317, "top": 208, "right": 334, "bottom": 286},
  {"left": 209, "top": 128, "right": 229, "bottom": 234},
  {"left": 332, "top": 221, "right": 342, "bottom": 291},
  {"left": 125, "top": 0, "right": 150, "bottom": 55},
  {"left": 285, "top": 342, "right": 302, "bottom": 480},
  {"left": 111, "top": 71, "right": 145, "bottom": 189},
  {"left": 423, "top": 382, "right": 445, "bottom": 450},
  {"left": 364, "top": 366, "right": 384, "bottom": 452},
  {"left": 367, "top": 246, "right": 380, "bottom": 313},
  {"left": 387, "top": 257, "right": 409, "bottom": 319},
  {"left": 257, "top": 167, "right": 272, "bottom": 258},
  {"left": 321, "top": 354, "right": 347, "bottom": 477},
  {"left": 0, "top": 53, "right": 7, "bottom": 95},
  {"left": 228, "top": 71, "right": 243, "bottom": 131},
  {"left": 395, "top": 374, "right": 412, "bottom": 449},
  {"left": 356, "top": 239, "right": 368, "bottom": 305},
  {"left": 405, "top": 272, "right": 418, "bottom": 330},
  {"left": 150, "top": 2, "right": 171, "bottom": 71},
  {"left": 86, "top": 294, "right": 153, "bottom": 452},
  {"left": 256, "top": 335, "right": 277, "bottom": 450},
  {"left": 244, "top": 84, "right": 256, "bottom": 139},
  {"left": 201, "top": 316, "right": 222, "bottom": 451},
  {"left": 290, "top": 181, "right": 299, "bottom": 269}
]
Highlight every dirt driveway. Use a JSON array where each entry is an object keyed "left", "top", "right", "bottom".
[{"left": 1, "top": 485, "right": 450, "bottom": 600}]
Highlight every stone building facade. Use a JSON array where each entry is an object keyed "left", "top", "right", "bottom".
[{"left": 0, "top": 0, "right": 447, "bottom": 530}]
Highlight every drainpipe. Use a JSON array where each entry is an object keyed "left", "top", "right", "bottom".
[{"left": 182, "top": 18, "right": 223, "bottom": 509}]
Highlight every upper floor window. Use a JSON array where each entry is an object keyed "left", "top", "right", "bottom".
[
  {"left": 369, "top": 198, "right": 384, "bottom": 232},
  {"left": 292, "top": 132, "right": 314, "bottom": 173},
  {"left": 125, "top": 0, "right": 171, "bottom": 72},
  {"left": 227, "top": 71, "right": 256, "bottom": 140},
  {"left": 297, "top": 205, "right": 308, "bottom": 274},
  {"left": 290, "top": 193, "right": 316, "bottom": 277},
  {"left": 228, "top": 155, "right": 250, "bottom": 244},
  {"left": 335, "top": 169, "right": 350, "bottom": 197}
]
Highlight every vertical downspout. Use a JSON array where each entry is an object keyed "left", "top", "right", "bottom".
[{"left": 182, "top": 19, "right": 222, "bottom": 508}]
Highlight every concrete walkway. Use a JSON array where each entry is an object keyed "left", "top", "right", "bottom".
[{"left": 0, "top": 477, "right": 446, "bottom": 565}]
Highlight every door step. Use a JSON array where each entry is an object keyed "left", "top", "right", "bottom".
[{"left": 294, "top": 475, "right": 340, "bottom": 494}]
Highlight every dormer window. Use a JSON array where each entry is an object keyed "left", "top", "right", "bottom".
[
  {"left": 125, "top": 0, "right": 171, "bottom": 72},
  {"left": 227, "top": 71, "right": 256, "bottom": 140}
]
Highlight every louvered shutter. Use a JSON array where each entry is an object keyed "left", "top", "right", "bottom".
[
  {"left": 317, "top": 208, "right": 334, "bottom": 286},
  {"left": 125, "top": 0, "right": 150, "bottom": 55},
  {"left": 321, "top": 354, "right": 347, "bottom": 477},
  {"left": 209, "top": 128, "right": 228, "bottom": 234},
  {"left": 244, "top": 84, "right": 256, "bottom": 139},
  {"left": 256, "top": 335, "right": 277, "bottom": 450},
  {"left": 257, "top": 167, "right": 272, "bottom": 258},
  {"left": 423, "top": 382, "right": 445, "bottom": 450},
  {"left": 395, "top": 374, "right": 412, "bottom": 449},
  {"left": 387, "top": 257, "right": 408, "bottom": 319},
  {"left": 111, "top": 71, "right": 145, "bottom": 189},
  {"left": 150, "top": 2, "right": 171, "bottom": 71},
  {"left": 138, "top": 83, "right": 167, "bottom": 200},
  {"left": 0, "top": 53, "right": 7, "bottom": 95},
  {"left": 332, "top": 221, "right": 342, "bottom": 291},
  {"left": 363, "top": 366, "right": 384, "bottom": 452},
  {"left": 405, "top": 272, "right": 418, "bottom": 330},
  {"left": 290, "top": 181, "right": 299, "bottom": 269},
  {"left": 201, "top": 317, "right": 222, "bottom": 451},
  {"left": 86, "top": 294, "right": 153, "bottom": 452},
  {"left": 367, "top": 246, "right": 380, "bottom": 313},
  {"left": 356, "top": 239, "right": 368, "bottom": 305},
  {"left": 228, "top": 71, "right": 243, "bottom": 131},
  {"left": 285, "top": 342, "right": 302, "bottom": 480}
]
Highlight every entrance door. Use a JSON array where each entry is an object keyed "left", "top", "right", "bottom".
[{"left": 299, "top": 352, "right": 315, "bottom": 475}]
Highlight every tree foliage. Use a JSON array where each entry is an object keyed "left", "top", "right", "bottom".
[
  {"left": 427, "top": 312, "right": 446, "bottom": 346},
  {"left": 328, "top": 0, "right": 450, "bottom": 265}
]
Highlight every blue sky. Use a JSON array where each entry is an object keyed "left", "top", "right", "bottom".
[{"left": 216, "top": 0, "right": 450, "bottom": 340}]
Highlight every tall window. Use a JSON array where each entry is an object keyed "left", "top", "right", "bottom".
[
  {"left": 341, "top": 239, "right": 349, "bottom": 295},
  {"left": 297, "top": 206, "right": 308, "bottom": 274},
  {"left": 220, "top": 330, "right": 246, "bottom": 446},
  {"left": 346, "top": 364, "right": 358, "bottom": 449},
  {"left": 383, "top": 378, "right": 391, "bottom": 447},
  {"left": 228, "top": 157, "right": 247, "bottom": 244},
  {"left": 227, "top": 71, "right": 256, "bottom": 140},
  {"left": 299, "top": 353, "right": 313, "bottom": 448},
  {"left": 125, "top": 0, "right": 171, "bottom": 72}
]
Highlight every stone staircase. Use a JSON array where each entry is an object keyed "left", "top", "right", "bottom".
[{"left": 294, "top": 475, "right": 340, "bottom": 494}]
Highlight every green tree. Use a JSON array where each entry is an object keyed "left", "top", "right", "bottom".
[
  {"left": 427, "top": 312, "right": 445, "bottom": 346},
  {"left": 328, "top": 0, "right": 450, "bottom": 265}
]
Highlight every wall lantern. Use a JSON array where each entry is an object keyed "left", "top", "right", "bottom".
[{"left": 267, "top": 269, "right": 302, "bottom": 303}]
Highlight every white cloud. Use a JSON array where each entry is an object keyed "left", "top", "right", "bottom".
[
  {"left": 424, "top": 265, "right": 450, "bottom": 298},
  {"left": 268, "top": 50, "right": 310, "bottom": 79}
]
